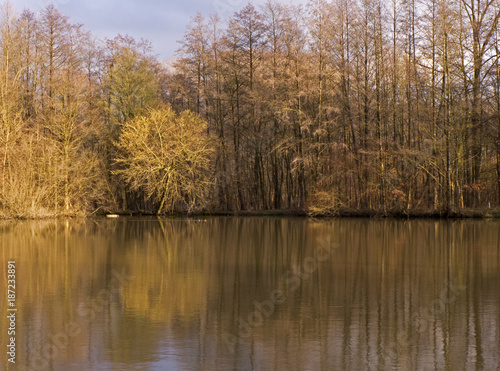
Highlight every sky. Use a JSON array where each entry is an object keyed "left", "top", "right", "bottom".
[{"left": 11, "top": 0, "right": 301, "bottom": 60}]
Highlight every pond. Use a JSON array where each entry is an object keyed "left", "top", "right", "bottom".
[{"left": 1, "top": 217, "right": 499, "bottom": 370}]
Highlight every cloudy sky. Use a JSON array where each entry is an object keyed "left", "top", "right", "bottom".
[{"left": 11, "top": 0, "right": 304, "bottom": 60}]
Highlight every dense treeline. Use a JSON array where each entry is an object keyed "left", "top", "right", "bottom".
[
  {"left": 171, "top": 0, "right": 500, "bottom": 214},
  {"left": 0, "top": 2, "right": 190, "bottom": 216},
  {"left": 1, "top": 0, "right": 500, "bottom": 217}
]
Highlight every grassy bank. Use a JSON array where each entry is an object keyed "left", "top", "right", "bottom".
[
  {"left": 90, "top": 208, "right": 500, "bottom": 219},
  {"left": 3, "top": 207, "right": 500, "bottom": 220}
]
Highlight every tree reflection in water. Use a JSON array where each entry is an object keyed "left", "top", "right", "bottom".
[{"left": 1, "top": 217, "right": 499, "bottom": 370}]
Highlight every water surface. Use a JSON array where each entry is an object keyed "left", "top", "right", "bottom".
[{"left": 1, "top": 217, "right": 499, "bottom": 370}]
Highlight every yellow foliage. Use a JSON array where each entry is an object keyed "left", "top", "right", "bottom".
[{"left": 115, "top": 106, "right": 215, "bottom": 213}]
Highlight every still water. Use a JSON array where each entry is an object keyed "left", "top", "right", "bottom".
[{"left": 1, "top": 217, "right": 499, "bottom": 371}]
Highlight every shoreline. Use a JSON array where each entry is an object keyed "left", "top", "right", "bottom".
[{"left": 3, "top": 208, "right": 500, "bottom": 220}]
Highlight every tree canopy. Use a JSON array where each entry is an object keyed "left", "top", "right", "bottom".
[
  {"left": 115, "top": 106, "right": 214, "bottom": 214},
  {"left": 1, "top": 0, "right": 500, "bottom": 217}
]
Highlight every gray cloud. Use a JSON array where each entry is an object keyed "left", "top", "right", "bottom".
[{"left": 11, "top": 0, "right": 305, "bottom": 59}]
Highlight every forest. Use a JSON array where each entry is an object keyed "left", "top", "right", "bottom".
[{"left": 1, "top": 0, "right": 500, "bottom": 217}]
